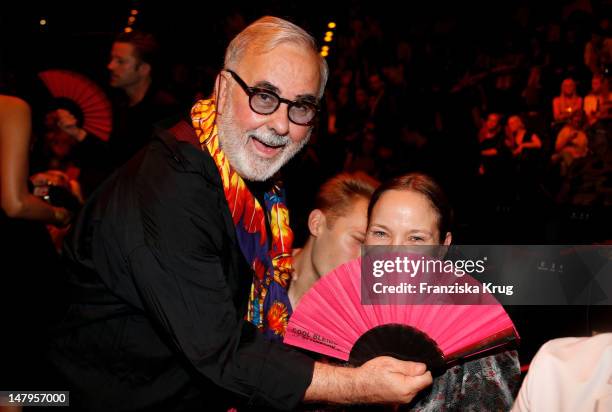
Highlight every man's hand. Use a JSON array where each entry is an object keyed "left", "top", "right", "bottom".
[
  {"left": 304, "top": 356, "right": 432, "bottom": 405},
  {"left": 354, "top": 356, "right": 432, "bottom": 404}
]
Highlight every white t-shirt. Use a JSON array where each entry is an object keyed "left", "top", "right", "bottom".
[{"left": 512, "top": 334, "right": 612, "bottom": 412}]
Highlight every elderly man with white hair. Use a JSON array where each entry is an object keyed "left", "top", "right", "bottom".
[{"left": 47, "top": 16, "right": 432, "bottom": 411}]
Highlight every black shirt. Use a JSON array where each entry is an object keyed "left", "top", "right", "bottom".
[
  {"left": 108, "top": 86, "right": 179, "bottom": 168},
  {"left": 74, "top": 85, "right": 180, "bottom": 195},
  {"left": 48, "top": 122, "right": 314, "bottom": 411}
]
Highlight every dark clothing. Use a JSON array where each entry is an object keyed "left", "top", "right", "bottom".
[
  {"left": 28, "top": 131, "right": 111, "bottom": 200},
  {"left": 48, "top": 122, "right": 314, "bottom": 411},
  {"left": 0, "top": 213, "right": 65, "bottom": 390},
  {"left": 515, "top": 130, "right": 542, "bottom": 176},
  {"left": 408, "top": 350, "right": 520, "bottom": 411},
  {"left": 480, "top": 130, "right": 512, "bottom": 178},
  {"left": 68, "top": 134, "right": 112, "bottom": 198},
  {"left": 479, "top": 131, "right": 505, "bottom": 152},
  {"left": 75, "top": 85, "right": 180, "bottom": 193},
  {"left": 108, "top": 86, "right": 179, "bottom": 168}
]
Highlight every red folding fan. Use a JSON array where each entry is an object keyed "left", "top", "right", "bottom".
[
  {"left": 284, "top": 258, "right": 519, "bottom": 372},
  {"left": 38, "top": 69, "right": 112, "bottom": 141}
]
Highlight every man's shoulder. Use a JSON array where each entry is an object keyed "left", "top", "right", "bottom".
[{"left": 134, "top": 122, "right": 221, "bottom": 190}]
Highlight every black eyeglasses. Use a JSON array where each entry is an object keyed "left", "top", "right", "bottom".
[{"left": 225, "top": 69, "right": 319, "bottom": 126}]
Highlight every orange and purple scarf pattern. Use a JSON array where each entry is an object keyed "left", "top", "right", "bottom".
[{"left": 191, "top": 99, "right": 293, "bottom": 339}]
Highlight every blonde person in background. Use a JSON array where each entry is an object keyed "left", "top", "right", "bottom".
[
  {"left": 289, "top": 172, "right": 379, "bottom": 308},
  {"left": 552, "top": 110, "right": 589, "bottom": 176},
  {"left": 584, "top": 74, "right": 612, "bottom": 127},
  {"left": 553, "top": 78, "right": 583, "bottom": 124},
  {"left": 507, "top": 115, "right": 542, "bottom": 158}
]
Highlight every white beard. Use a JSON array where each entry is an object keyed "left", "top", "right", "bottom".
[{"left": 216, "top": 98, "right": 311, "bottom": 181}]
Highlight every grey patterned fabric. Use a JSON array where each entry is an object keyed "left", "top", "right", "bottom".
[
  {"left": 300, "top": 350, "right": 521, "bottom": 412},
  {"left": 408, "top": 350, "right": 521, "bottom": 412}
]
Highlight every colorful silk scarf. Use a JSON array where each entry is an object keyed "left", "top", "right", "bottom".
[{"left": 191, "top": 99, "right": 293, "bottom": 340}]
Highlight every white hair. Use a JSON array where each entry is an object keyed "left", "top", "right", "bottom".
[{"left": 224, "top": 16, "right": 328, "bottom": 98}]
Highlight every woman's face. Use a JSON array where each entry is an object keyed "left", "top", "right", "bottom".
[
  {"left": 507, "top": 116, "right": 523, "bottom": 134},
  {"left": 44, "top": 111, "right": 75, "bottom": 159},
  {"left": 562, "top": 79, "right": 576, "bottom": 95},
  {"left": 365, "top": 189, "right": 451, "bottom": 246},
  {"left": 485, "top": 114, "right": 501, "bottom": 131},
  {"left": 592, "top": 77, "right": 602, "bottom": 93}
]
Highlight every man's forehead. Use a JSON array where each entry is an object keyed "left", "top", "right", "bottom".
[
  {"left": 338, "top": 198, "right": 369, "bottom": 220},
  {"left": 236, "top": 44, "right": 320, "bottom": 97},
  {"left": 112, "top": 42, "right": 135, "bottom": 56}
]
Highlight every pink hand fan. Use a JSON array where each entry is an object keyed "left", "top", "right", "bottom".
[
  {"left": 39, "top": 69, "right": 112, "bottom": 141},
  {"left": 284, "top": 258, "right": 519, "bottom": 372}
]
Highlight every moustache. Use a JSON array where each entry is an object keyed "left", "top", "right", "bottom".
[{"left": 249, "top": 131, "right": 290, "bottom": 148}]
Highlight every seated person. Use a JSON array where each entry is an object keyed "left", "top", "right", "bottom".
[
  {"left": 479, "top": 113, "right": 511, "bottom": 176},
  {"left": 584, "top": 74, "right": 612, "bottom": 127},
  {"left": 289, "top": 172, "right": 379, "bottom": 307},
  {"left": 512, "top": 333, "right": 612, "bottom": 412},
  {"left": 553, "top": 78, "right": 583, "bottom": 124},
  {"left": 479, "top": 113, "right": 505, "bottom": 152},
  {"left": 507, "top": 115, "right": 542, "bottom": 158},
  {"left": 552, "top": 110, "right": 589, "bottom": 176},
  {"left": 365, "top": 173, "right": 521, "bottom": 411}
]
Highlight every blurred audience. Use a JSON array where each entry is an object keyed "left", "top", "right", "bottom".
[
  {"left": 584, "top": 74, "right": 612, "bottom": 126},
  {"left": 552, "top": 110, "right": 589, "bottom": 176},
  {"left": 553, "top": 78, "right": 583, "bottom": 124}
]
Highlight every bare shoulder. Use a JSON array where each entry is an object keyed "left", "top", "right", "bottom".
[{"left": 0, "top": 95, "right": 31, "bottom": 119}]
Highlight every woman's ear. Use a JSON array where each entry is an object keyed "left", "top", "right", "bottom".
[
  {"left": 308, "top": 209, "right": 326, "bottom": 238},
  {"left": 443, "top": 232, "right": 452, "bottom": 246}
]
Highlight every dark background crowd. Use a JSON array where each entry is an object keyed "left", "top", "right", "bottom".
[{"left": 1, "top": 0, "right": 611, "bottom": 368}]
